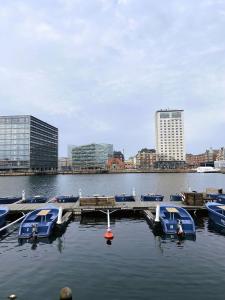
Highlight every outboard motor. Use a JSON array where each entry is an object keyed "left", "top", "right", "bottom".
[
  {"left": 176, "top": 219, "right": 184, "bottom": 238},
  {"left": 32, "top": 223, "right": 38, "bottom": 239}
]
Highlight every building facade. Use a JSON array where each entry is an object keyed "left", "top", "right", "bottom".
[
  {"left": 0, "top": 115, "right": 58, "bottom": 171},
  {"left": 135, "top": 148, "right": 156, "bottom": 169},
  {"left": 155, "top": 109, "right": 185, "bottom": 168},
  {"left": 72, "top": 143, "right": 113, "bottom": 169}
]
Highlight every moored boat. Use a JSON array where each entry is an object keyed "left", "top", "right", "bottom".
[
  {"left": 50, "top": 195, "right": 79, "bottom": 203},
  {"left": 206, "top": 194, "right": 225, "bottom": 204},
  {"left": 170, "top": 194, "right": 184, "bottom": 201},
  {"left": 159, "top": 205, "right": 196, "bottom": 236},
  {"left": 23, "top": 196, "right": 48, "bottom": 203},
  {"left": 115, "top": 195, "right": 135, "bottom": 202},
  {"left": 0, "top": 197, "right": 21, "bottom": 204},
  {"left": 141, "top": 194, "right": 164, "bottom": 201},
  {"left": 18, "top": 206, "right": 59, "bottom": 238},
  {"left": 206, "top": 202, "right": 225, "bottom": 229},
  {"left": 0, "top": 206, "right": 9, "bottom": 228}
]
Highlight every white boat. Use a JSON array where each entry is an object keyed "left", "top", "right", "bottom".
[{"left": 196, "top": 166, "right": 220, "bottom": 173}]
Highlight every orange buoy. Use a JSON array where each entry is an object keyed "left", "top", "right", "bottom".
[{"left": 104, "top": 229, "right": 114, "bottom": 240}]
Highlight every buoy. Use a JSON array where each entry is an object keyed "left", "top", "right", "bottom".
[
  {"left": 8, "top": 295, "right": 17, "bottom": 300},
  {"left": 59, "top": 287, "right": 72, "bottom": 300},
  {"left": 104, "top": 229, "right": 114, "bottom": 240},
  {"left": 104, "top": 210, "right": 114, "bottom": 240}
]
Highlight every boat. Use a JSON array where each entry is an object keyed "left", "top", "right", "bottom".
[
  {"left": 141, "top": 194, "right": 164, "bottom": 201},
  {"left": 23, "top": 196, "right": 48, "bottom": 203},
  {"left": 0, "top": 197, "right": 21, "bottom": 204},
  {"left": 159, "top": 205, "right": 196, "bottom": 236},
  {"left": 18, "top": 206, "right": 59, "bottom": 238},
  {"left": 115, "top": 194, "right": 135, "bottom": 202},
  {"left": 206, "top": 202, "right": 225, "bottom": 229},
  {"left": 206, "top": 194, "right": 225, "bottom": 204},
  {"left": 170, "top": 194, "right": 184, "bottom": 201},
  {"left": 196, "top": 166, "right": 220, "bottom": 173},
  {"left": 0, "top": 206, "right": 9, "bottom": 228},
  {"left": 50, "top": 195, "right": 79, "bottom": 203}
]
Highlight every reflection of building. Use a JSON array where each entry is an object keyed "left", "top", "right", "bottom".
[
  {"left": 72, "top": 143, "right": 113, "bottom": 169},
  {"left": 0, "top": 115, "right": 58, "bottom": 171},
  {"left": 136, "top": 148, "right": 156, "bottom": 169},
  {"left": 155, "top": 109, "right": 185, "bottom": 168}
]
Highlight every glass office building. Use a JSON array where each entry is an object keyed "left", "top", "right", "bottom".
[
  {"left": 0, "top": 115, "right": 58, "bottom": 171},
  {"left": 72, "top": 143, "right": 113, "bottom": 169}
]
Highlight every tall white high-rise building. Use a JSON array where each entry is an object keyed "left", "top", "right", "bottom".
[{"left": 155, "top": 109, "right": 185, "bottom": 166}]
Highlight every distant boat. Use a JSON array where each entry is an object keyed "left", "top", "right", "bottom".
[
  {"left": 159, "top": 205, "right": 196, "bottom": 236},
  {"left": 50, "top": 195, "right": 79, "bottom": 203},
  {"left": 18, "top": 206, "right": 59, "bottom": 238},
  {"left": 0, "top": 197, "right": 21, "bottom": 204},
  {"left": 115, "top": 195, "right": 135, "bottom": 202},
  {"left": 141, "top": 194, "right": 164, "bottom": 201},
  {"left": 23, "top": 196, "right": 48, "bottom": 203},
  {"left": 206, "top": 202, "right": 225, "bottom": 229},
  {"left": 0, "top": 206, "right": 9, "bottom": 228},
  {"left": 196, "top": 166, "right": 220, "bottom": 173},
  {"left": 170, "top": 194, "right": 184, "bottom": 201}
]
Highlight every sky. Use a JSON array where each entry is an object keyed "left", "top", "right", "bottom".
[{"left": 0, "top": 0, "right": 225, "bottom": 158}]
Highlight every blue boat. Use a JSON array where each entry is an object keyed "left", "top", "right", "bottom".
[
  {"left": 115, "top": 195, "right": 135, "bottom": 202},
  {"left": 206, "top": 202, "right": 225, "bottom": 229},
  {"left": 0, "top": 206, "right": 9, "bottom": 228},
  {"left": 141, "top": 194, "right": 164, "bottom": 201},
  {"left": 51, "top": 195, "right": 79, "bottom": 203},
  {"left": 159, "top": 205, "right": 196, "bottom": 236},
  {"left": 18, "top": 206, "right": 59, "bottom": 238},
  {"left": 0, "top": 197, "right": 21, "bottom": 204},
  {"left": 23, "top": 196, "right": 48, "bottom": 203},
  {"left": 207, "top": 194, "right": 225, "bottom": 204},
  {"left": 170, "top": 194, "right": 184, "bottom": 201}
]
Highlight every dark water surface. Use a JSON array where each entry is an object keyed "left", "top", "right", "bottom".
[{"left": 0, "top": 173, "right": 225, "bottom": 300}]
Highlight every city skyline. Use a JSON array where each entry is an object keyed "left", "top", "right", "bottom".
[{"left": 0, "top": 0, "right": 225, "bottom": 157}]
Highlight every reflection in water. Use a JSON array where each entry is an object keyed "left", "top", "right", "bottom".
[{"left": 18, "top": 224, "right": 67, "bottom": 252}]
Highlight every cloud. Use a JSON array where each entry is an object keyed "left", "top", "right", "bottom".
[{"left": 0, "top": 0, "right": 225, "bottom": 156}]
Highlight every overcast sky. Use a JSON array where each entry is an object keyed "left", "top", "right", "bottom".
[{"left": 0, "top": 0, "right": 225, "bottom": 158}]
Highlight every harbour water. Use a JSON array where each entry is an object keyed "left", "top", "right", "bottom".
[{"left": 1, "top": 173, "right": 225, "bottom": 300}]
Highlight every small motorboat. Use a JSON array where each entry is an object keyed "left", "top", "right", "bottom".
[
  {"left": 0, "top": 206, "right": 9, "bottom": 228},
  {"left": 170, "top": 194, "right": 184, "bottom": 201},
  {"left": 141, "top": 194, "right": 164, "bottom": 201},
  {"left": 159, "top": 205, "right": 196, "bottom": 236},
  {"left": 0, "top": 197, "right": 21, "bottom": 204},
  {"left": 23, "top": 196, "right": 48, "bottom": 203},
  {"left": 206, "top": 202, "right": 225, "bottom": 229},
  {"left": 18, "top": 206, "right": 59, "bottom": 238},
  {"left": 115, "top": 195, "right": 135, "bottom": 202},
  {"left": 50, "top": 195, "right": 79, "bottom": 203}
]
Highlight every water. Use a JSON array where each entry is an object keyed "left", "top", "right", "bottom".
[{"left": 1, "top": 173, "right": 225, "bottom": 300}]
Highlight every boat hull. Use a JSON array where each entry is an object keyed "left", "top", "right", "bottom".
[
  {"left": 0, "top": 207, "right": 9, "bottom": 228},
  {"left": 141, "top": 195, "right": 164, "bottom": 201},
  {"left": 206, "top": 203, "right": 225, "bottom": 229},
  {"left": 159, "top": 205, "right": 196, "bottom": 235}
]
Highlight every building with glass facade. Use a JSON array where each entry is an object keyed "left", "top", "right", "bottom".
[
  {"left": 72, "top": 143, "right": 113, "bottom": 170},
  {"left": 0, "top": 115, "right": 58, "bottom": 171}
]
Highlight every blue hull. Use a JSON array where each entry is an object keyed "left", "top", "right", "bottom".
[
  {"left": 159, "top": 205, "right": 196, "bottom": 235},
  {"left": 51, "top": 195, "right": 79, "bottom": 203},
  {"left": 206, "top": 202, "right": 225, "bottom": 228},
  {"left": 170, "top": 194, "right": 183, "bottom": 201},
  {"left": 18, "top": 206, "right": 59, "bottom": 238},
  {"left": 0, "top": 207, "right": 9, "bottom": 228},
  {"left": 207, "top": 194, "right": 225, "bottom": 204},
  {"left": 0, "top": 197, "right": 21, "bottom": 204},
  {"left": 23, "top": 196, "right": 48, "bottom": 203},
  {"left": 141, "top": 195, "right": 164, "bottom": 201},
  {"left": 115, "top": 195, "right": 135, "bottom": 202}
]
